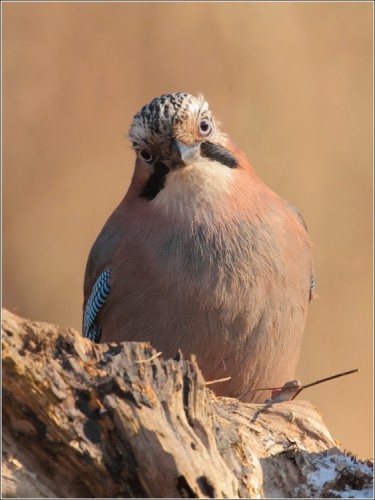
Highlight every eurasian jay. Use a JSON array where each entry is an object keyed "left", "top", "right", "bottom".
[{"left": 83, "top": 92, "right": 315, "bottom": 403}]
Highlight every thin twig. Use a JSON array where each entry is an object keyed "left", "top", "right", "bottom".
[
  {"left": 251, "top": 369, "right": 359, "bottom": 394},
  {"left": 205, "top": 376, "right": 232, "bottom": 386},
  {"left": 134, "top": 351, "right": 162, "bottom": 364},
  {"left": 302, "top": 368, "right": 359, "bottom": 390},
  {"left": 290, "top": 368, "right": 359, "bottom": 400}
]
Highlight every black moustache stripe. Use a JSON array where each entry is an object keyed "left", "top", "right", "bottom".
[
  {"left": 140, "top": 141, "right": 237, "bottom": 201},
  {"left": 140, "top": 161, "right": 169, "bottom": 200},
  {"left": 200, "top": 141, "right": 237, "bottom": 168}
]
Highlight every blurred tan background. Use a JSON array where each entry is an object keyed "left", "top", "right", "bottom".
[{"left": 3, "top": 2, "right": 373, "bottom": 458}]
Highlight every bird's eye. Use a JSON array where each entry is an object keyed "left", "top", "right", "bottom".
[
  {"left": 198, "top": 118, "right": 212, "bottom": 136},
  {"left": 140, "top": 149, "right": 153, "bottom": 163}
]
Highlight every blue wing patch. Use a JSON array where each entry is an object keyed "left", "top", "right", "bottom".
[
  {"left": 309, "top": 273, "right": 316, "bottom": 302},
  {"left": 83, "top": 269, "right": 111, "bottom": 343}
]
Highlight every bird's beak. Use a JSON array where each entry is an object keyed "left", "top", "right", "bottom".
[{"left": 170, "top": 138, "right": 200, "bottom": 168}]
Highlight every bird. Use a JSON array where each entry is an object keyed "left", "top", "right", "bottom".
[{"left": 82, "top": 92, "right": 315, "bottom": 403}]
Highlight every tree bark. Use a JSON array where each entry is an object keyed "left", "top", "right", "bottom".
[{"left": 2, "top": 309, "right": 373, "bottom": 498}]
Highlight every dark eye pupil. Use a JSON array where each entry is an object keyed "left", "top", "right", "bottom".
[
  {"left": 140, "top": 150, "right": 152, "bottom": 162},
  {"left": 199, "top": 119, "right": 211, "bottom": 134}
]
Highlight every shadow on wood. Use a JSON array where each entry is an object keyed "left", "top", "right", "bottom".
[{"left": 2, "top": 309, "right": 373, "bottom": 498}]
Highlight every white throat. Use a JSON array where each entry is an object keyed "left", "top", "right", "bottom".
[{"left": 151, "top": 159, "right": 235, "bottom": 219}]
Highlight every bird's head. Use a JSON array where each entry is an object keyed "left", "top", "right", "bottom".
[{"left": 127, "top": 93, "right": 249, "bottom": 202}]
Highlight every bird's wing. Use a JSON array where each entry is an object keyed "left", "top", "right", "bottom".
[
  {"left": 82, "top": 202, "right": 125, "bottom": 341},
  {"left": 83, "top": 269, "right": 111, "bottom": 342},
  {"left": 286, "top": 202, "right": 316, "bottom": 301},
  {"left": 286, "top": 202, "right": 308, "bottom": 231}
]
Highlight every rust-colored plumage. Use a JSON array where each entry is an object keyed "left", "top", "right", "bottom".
[{"left": 83, "top": 93, "right": 314, "bottom": 403}]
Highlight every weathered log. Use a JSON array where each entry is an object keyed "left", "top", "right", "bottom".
[{"left": 2, "top": 309, "right": 373, "bottom": 498}]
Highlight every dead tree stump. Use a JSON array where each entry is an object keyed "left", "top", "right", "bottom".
[{"left": 2, "top": 309, "right": 373, "bottom": 498}]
